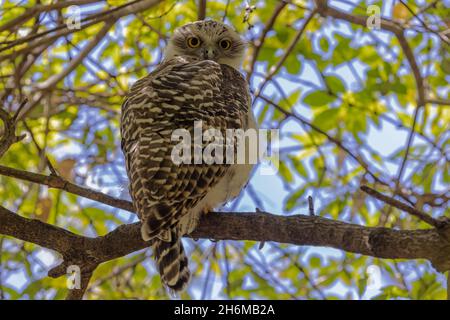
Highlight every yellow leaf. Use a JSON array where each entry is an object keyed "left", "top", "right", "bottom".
[
  {"left": 393, "top": 3, "right": 410, "bottom": 21},
  {"left": 36, "top": 197, "right": 52, "bottom": 222},
  {"left": 57, "top": 159, "right": 76, "bottom": 180}
]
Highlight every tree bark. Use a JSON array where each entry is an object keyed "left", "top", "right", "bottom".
[{"left": 2, "top": 206, "right": 450, "bottom": 283}]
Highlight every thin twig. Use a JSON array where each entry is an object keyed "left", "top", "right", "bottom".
[
  {"left": 360, "top": 185, "right": 445, "bottom": 229},
  {"left": 246, "top": 1, "right": 287, "bottom": 80},
  {"left": 0, "top": 164, "right": 134, "bottom": 212},
  {"left": 22, "top": 121, "right": 58, "bottom": 175},
  {"left": 0, "top": 108, "right": 26, "bottom": 158},
  {"left": 198, "top": 0, "right": 207, "bottom": 20},
  {"left": 308, "top": 196, "right": 315, "bottom": 216},
  {"left": 253, "top": 8, "right": 317, "bottom": 98}
]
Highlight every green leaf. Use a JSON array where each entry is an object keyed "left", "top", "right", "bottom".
[
  {"left": 288, "top": 155, "right": 309, "bottom": 179},
  {"left": 319, "top": 36, "right": 329, "bottom": 53},
  {"left": 325, "top": 75, "right": 346, "bottom": 93},
  {"left": 278, "top": 160, "right": 294, "bottom": 183},
  {"left": 303, "top": 91, "right": 336, "bottom": 107},
  {"left": 309, "top": 255, "right": 322, "bottom": 268},
  {"left": 313, "top": 107, "right": 340, "bottom": 131},
  {"left": 285, "top": 188, "right": 306, "bottom": 211}
]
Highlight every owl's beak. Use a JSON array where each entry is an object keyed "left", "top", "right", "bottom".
[{"left": 202, "top": 47, "right": 217, "bottom": 60}]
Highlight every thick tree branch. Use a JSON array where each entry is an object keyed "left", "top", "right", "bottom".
[
  {"left": 66, "top": 271, "right": 93, "bottom": 300},
  {"left": 0, "top": 206, "right": 86, "bottom": 254},
  {"left": 1, "top": 164, "right": 450, "bottom": 299},
  {"left": 1, "top": 206, "right": 450, "bottom": 292}
]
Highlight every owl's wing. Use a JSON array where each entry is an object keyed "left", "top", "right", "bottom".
[{"left": 121, "top": 56, "right": 250, "bottom": 239}]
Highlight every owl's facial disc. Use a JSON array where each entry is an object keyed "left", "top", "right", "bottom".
[{"left": 165, "top": 20, "right": 246, "bottom": 70}]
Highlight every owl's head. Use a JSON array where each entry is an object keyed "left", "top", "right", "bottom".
[{"left": 164, "top": 20, "right": 246, "bottom": 70}]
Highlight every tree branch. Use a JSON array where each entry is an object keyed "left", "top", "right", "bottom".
[
  {"left": 313, "top": 0, "right": 425, "bottom": 106},
  {"left": 1, "top": 163, "right": 450, "bottom": 299},
  {"left": 198, "top": 0, "right": 207, "bottom": 20},
  {"left": 1, "top": 205, "right": 450, "bottom": 299},
  {"left": 34, "top": 19, "right": 115, "bottom": 91},
  {"left": 66, "top": 271, "right": 93, "bottom": 300},
  {"left": 0, "top": 0, "right": 162, "bottom": 54},
  {"left": 361, "top": 185, "right": 447, "bottom": 229},
  {"left": 313, "top": 0, "right": 430, "bottom": 225},
  {"left": 245, "top": 1, "right": 287, "bottom": 81},
  {"left": 0, "top": 165, "right": 134, "bottom": 213},
  {"left": 0, "top": 0, "right": 101, "bottom": 33},
  {"left": 0, "top": 105, "right": 26, "bottom": 158}
]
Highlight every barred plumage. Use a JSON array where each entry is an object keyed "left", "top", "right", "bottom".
[{"left": 120, "top": 20, "right": 255, "bottom": 292}]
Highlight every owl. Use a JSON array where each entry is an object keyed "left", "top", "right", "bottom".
[{"left": 120, "top": 20, "right": 256, "bottom": 292}]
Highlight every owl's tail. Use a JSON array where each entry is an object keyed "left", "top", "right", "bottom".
[{"left": 151, "top": 228, "right": 191, "bottom": 292}]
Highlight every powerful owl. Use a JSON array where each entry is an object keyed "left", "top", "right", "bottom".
[{"left": 120, "top": 20, "right": 255, "bottom": 291}]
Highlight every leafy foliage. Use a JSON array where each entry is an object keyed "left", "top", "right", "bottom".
[{"left": 0, "top": 0, "right": 448, "bottom": 299}]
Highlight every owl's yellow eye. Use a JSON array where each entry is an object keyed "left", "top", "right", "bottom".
[
  {"left": 187, "top": 37, "right": 201, "bottom": 48},
  {"left": 219, "top": 39, "right": 231, "bottom": 50}
]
